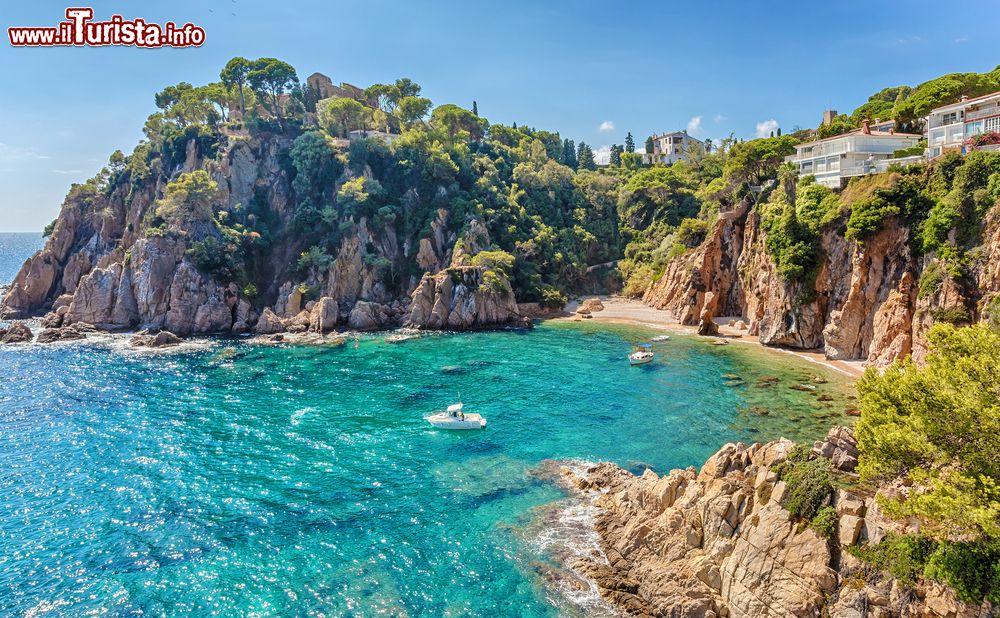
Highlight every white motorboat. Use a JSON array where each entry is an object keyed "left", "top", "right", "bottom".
[
  {"left": 425, "top": 402, "right": 486, "bottom": 430},
  {"left": 651, "top": 335, "right": 671, "bottom": 342},
  {"left": 629, "top": 343, "right": 655, "bottom": 366}
]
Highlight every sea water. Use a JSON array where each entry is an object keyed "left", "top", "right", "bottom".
[{"left": 0, "top": 236, "right": 855, "bottom": 616}]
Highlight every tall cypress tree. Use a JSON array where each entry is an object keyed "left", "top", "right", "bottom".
[
  {"left": 625, "top": 132, "right": 635, "bottom": 153},
  {"left": 563, "top": 139, "right": 577, "bottom": 169},
  {"left": 472, "top": 100, "right": 478, "bottom": 117},
  {"left": 610, "top": 144, "right": 623, "bottom": 167},
  {"left": 577, "top": 142, "right": 596, "bottom": 170},
  {"left": 644, "top": 136, "right": 654, "bottom": 154}
]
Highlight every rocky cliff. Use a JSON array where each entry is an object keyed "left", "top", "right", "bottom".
[
  {"left": 552, "top": 432, "right": 990, "bottom": 618},
  {"left": 1, "top": 134, "right": 528, "bottom": 339},
  {"left": 643, "top": 195, "right": 999, "bottom": 368}
]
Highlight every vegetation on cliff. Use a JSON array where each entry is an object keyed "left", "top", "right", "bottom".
[{"left": 852, "top": 323, "right": 1000, "bottom": 604}]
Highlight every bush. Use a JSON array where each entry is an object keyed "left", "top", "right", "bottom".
[
  {"left": 675, "top": 217, "right": 710, "bottom": 248},
  {"left": 848, "top": 534, "right": 937, "bottom": 586},
  {"left": 811, "top": 506, "right": 838, "bottom": 540},
  {"left": 924, "top": 539, "right": 1000, "bottom": 604},
  {"left": 539, "top": 285, "right": 567, "bottom": 310},
  {"left": 917, "top": 262, "right": 944, "bottom": 299},
  {"left": 775, "top": 452, "right": 833, "bottom": 520},
  {"left": 42, "top": 219, "right": 57, "bottom": 238}
]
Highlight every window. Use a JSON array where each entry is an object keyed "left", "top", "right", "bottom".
[
  {"left": 986, "top": 117, "right": 1000, "bottom": 133},
  {"left": 942, "top": 112, "right": 960, "bottom": 125},
  {"left": 966, "top": 121, "right": 984, "bottom": 137}
]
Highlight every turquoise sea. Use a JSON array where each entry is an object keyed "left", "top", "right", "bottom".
[{"left": 0, "top": 236, "right": 855, "bottom": 616}]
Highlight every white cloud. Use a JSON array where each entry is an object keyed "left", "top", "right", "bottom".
[
  {"left": 686, "top": 116, "right": 703, "bottom": 135},
  {"left": 593, "top": 144, "right": 611, "bottom": 165},
  {"left": 955, "top": 36, "right": 969, "bottom": 43},
  {"left": 0, "top": 142, "right": 49, "bottom": 161},
  {"left": 53, "top": 169, "right": 82, "bottom": 175},
  {"left": 755, "top": 119, "right": 780, "bottom": 138},
  {"left": 598, "top": 120, "right": 615, "bottom": 132},
  {"left": 713, "top": 114, "right": 727, "bottom": 123}
]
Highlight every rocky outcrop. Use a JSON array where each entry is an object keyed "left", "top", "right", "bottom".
[
  {"left": 130, "top": 330, "right": 182, "bottom": 348},
  {"left": 406, "top": 266, "right": 525, "bottom": 330},
  {"left": 642, "top": 196, "right": 1000, "bottom": 368},
  {"left": 0, "top": 321, "right": 33, "bottom": 344},
  {"left": 554, "top": 434, "right": 987, "bottom": 618}
]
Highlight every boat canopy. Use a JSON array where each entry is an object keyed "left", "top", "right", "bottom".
[
  {"left": 447, "top": 403, "right": 464, "bottom": 413},
  {"left": 637, "top": 343, "right": 653, "bottom": 349}
]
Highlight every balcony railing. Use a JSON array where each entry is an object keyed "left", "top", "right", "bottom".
[{"left": 965, "top": 106, "right": 1000, "bottom": 122}]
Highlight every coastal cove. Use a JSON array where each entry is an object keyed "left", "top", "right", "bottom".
[{"left": 0, "top": 316, "right": 854, "bottom": 616}]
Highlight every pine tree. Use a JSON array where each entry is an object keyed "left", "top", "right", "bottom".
[
  {"left": 625, "top": 132, "right": 635, "bottom": 153},
  {"left": 563, "top": 139, "right": 577, "bottom": 169},
  {"left": 472, "top": 101, "right": 478, "bottom": 117},
  {"left": 512, "top": 121, "right": 517, "bottom": 129},
  {"left": 644, "top": 136, "right": 654, "bottom": 154},
  {"left": 777, "top": 127, "right": 782, "bottom": 136}
]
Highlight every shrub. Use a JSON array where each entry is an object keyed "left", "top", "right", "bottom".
[
  {"left": 924, "top": 539, "right": 1000, "bottom": 604},
  {"left": 675, "top": 217, "right": 710, "bottom": 248},
  {"left": 539, "top": 285, "right": 568, "bottom": 310},
  {"left": 775, "top": 452, "right": 833, "bottom": 520},
  {"left": 848, "top": 534, "right": 937, "bottom": 586},
  {"left": 917, "top": 262, "right": 944, "bottom": 300},
  {"left": 811, "top": 506, "right": 838, "bottom": 540},
  {"left": 42, "top": 219, "right": 57, "bottom": 238}
]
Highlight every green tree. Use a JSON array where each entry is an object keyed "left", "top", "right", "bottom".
[
  {"left": 318, "top": 97, "right": 369, "bottom": 137},
  {"left": 644, "top": 136, "right": 654, "bottom": 154},
  {"left": 394, "top": 78, "right": 422, "bottom": 98},
  {"left": 609, "top": 144, "right": 623, "bottom": 167},
  {"left": 395, "top": 96, "right": 432, "bottom": 126},
  {"left": 472, "top": 100, "right": 478, "bottom": 117},
  {"left": 220, "top": 57, "right": 251, "bottom": 116},
  {"left": 856, "top": 323, "right": 1000, "bottom": 540},
  {"left": 723, "top": 135, "right": 798, "bottom": 186},
  {"left": 625, "top": 132, "right": 635, "bottom": 153},
  {"left": 576, "top": 142, "right": 596, "bottom": 170},
  {"left": 365, "top": 83, "right": 401, "bottom": 113},
  {"left": 155, "top": 170, "right": 221, "bottom": 227},
  {"left": 246, "top": 58, "right": 298, "bottom": 124},
  {"left": 430, "top": 104, "right": 486, "bottom": 141},
  {"left": 562, "top": 139, "right": 577, "bottom": 169}
]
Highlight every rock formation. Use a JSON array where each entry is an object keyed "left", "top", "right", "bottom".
[
  {"left": 642, "top": 197, "right": 998, "bottom": 368},
  {"left": 1, "top": 132, "right": 528, "bottom": 339},
  {"left": 553, "top": 432, "right": 988, "bottom": 618}
]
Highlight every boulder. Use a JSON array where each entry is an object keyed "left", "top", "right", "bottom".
[
  {"left": 813, "top": 426, "right": 859, "bottom": 472},
  {"left": 348, "top": 301, "right": 392, "bottom": 331},
  {"left": 310, "top": 297, "right": 340, "bottom": 333},
  {"left": 579, "top": 297, "right": 605, "bottom": 313},
  {"left": 131, "top": 330, "right": 182, "bottom": 348},
  {"left": 0, "top": 321, "right": 33, "bottom": 344},
  {"left": 253, "top": 308, "right": 286, "bottom": 334}
]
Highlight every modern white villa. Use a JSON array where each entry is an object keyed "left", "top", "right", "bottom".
[
  {"left": 926, "top": 91, "right": 1000, "bottom": 158},
  {"left": 642, "top": 131, "right": 705, "bottom": 165},
  {"left": 784, "top": 121, "right": 922, "bottom": 188}
]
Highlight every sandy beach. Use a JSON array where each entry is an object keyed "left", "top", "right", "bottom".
[{"left": 557, "top": 296, "right": 866, "bottom": 379}]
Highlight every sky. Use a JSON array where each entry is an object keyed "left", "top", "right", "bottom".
[{"left": 1, "top": 0, "right": 998, "bottom": 231}]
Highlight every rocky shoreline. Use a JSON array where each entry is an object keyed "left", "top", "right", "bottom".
[{"left": 542, "top": 429, "right": 989, "bottom": 618}]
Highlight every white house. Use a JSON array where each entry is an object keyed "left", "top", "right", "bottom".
[
  {"left": 926, "top": 90, "right": 1000, "bottom": 158},
  {"left": 784, "top": 121, "right": 922, "bottom": 188},
  {"left": 348, "top": 129, "right": 401, "bottom": 144},
  {"left": 642, "top": 130, "right": 705, "bottom": 165}
]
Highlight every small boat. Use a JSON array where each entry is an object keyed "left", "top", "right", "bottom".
[
  {"left": 651, "top": 335, "right": 671, "bottom": 342},
  {"left": 425, "top": 402, "right": 486, "bottom": 430},
  {"left": 629, "top": 343, "right": 655, "bottom": 366}
]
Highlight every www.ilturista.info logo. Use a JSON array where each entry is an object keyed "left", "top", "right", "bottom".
[{"left": 8, "top": 8, "right": 205, "bottom": 48}]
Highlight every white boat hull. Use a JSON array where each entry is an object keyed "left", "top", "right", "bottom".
[
  {"left": 425, "top": 412, "right": 487, "bottom": 430},
  {"left": 629, "top": 352, "right": 654, "bottom": 365}
]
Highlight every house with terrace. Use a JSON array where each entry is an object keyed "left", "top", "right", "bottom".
[
  {"left": 926, "top": 90, "right": 1000, "bottom": 158},
  {"left": 784, "top": 120, "right": 922, "bottom": 189}
]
